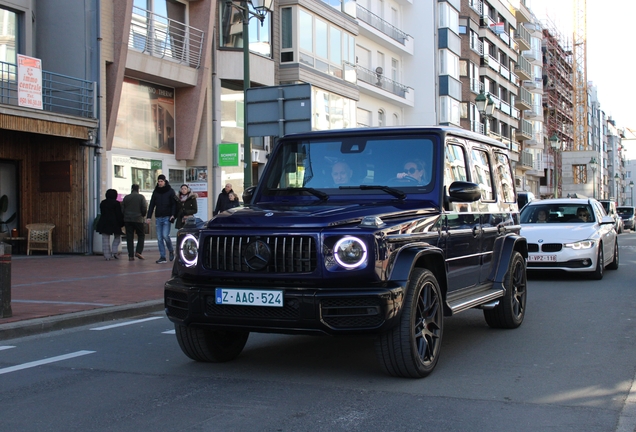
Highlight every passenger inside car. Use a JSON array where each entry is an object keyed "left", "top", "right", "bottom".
[{"left": 572, "top": 207, "right": 591, "bottom": 222}]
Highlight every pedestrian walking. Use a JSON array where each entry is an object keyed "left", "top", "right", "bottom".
[
  {"left": 95, "top": 189, "right": 124, "bottom": 260},
  {"left": 214, "top": 183, "right": 240, "bottom": 216},
  {"left": 122, "top": 184, "right": 148, "bottom": 261},
  {"left": 175, "top": 184, "right": 198, "bottom": 229},
  {"left": 146, "top": 174, "right": 177, "bottom": 264}
]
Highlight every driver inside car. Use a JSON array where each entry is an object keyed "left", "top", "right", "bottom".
[{"left": 397, "top": 159, "right": 426, "bottom": 183}]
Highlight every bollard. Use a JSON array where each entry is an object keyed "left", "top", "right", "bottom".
[{"left": 0, "top": 242, "right": 12, "bottom": 318}]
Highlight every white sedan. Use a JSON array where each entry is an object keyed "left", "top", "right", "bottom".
[{"left": 519, "top": 198, "right": 618, "bottom": 280}]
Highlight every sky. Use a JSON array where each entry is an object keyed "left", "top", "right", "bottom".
[{"left": 526, "top": 0, "right": 636, "bottom": 159}]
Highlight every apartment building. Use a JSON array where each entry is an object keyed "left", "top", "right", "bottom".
[{"left": 0, "top": 0, "right": 99, "bottom": 253}]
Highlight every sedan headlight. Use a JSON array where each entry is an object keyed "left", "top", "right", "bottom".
[
  {"left": 333, "top": 236, "right": 367, "bottom": 269},
  {"left": 179, "top": 234, "right": 199, "bottom": 267},
  {"left": 564, "top": 240, "right": 594, "bottom": 250}
]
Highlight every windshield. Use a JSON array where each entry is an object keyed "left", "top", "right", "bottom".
[
  {"left": 600, "top": 201, "right": 610, "bottom": 213},
  {"left": 520, "top": 203, "right": 596, "bottom": 224},
  {"left": 617, "top": 207, "right": 635, "bottom": 217},
  {"left": 261, "top": 135, "right": 435, "bottom": 201}
]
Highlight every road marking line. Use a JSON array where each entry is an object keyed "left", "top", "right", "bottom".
[
  {"left": 0, "top": 350, "right": 95, "bottom": 375},
  {"left": 162, "top": 330, "right": 175, "bottom": 334},
  {"left": 90, "top": 316, "right": 163, "bottom": 331},
  {"left": 0, "top": 346, "right": 16, "bottom": 351},
  {"left": 616, "top": 367, "right": 636, "bottom": 432}
]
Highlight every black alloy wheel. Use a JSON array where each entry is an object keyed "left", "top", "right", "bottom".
[{"left": 484, "top": 251, "right": 527, "bottom": 329}]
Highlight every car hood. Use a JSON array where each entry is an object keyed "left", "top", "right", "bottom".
[
  {"left": 209, "top": 201, "right": 438, "bottom": 229},
  {"left": 520, "top": 223, "right": 599, "bottom": 243}
]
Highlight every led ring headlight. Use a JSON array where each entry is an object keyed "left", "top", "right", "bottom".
[
  {"left": 334, "top": 236, "right": 367, "bottom": 269},
  {"left": 179, "top": 233, "right": 199, "bottom": 267}
]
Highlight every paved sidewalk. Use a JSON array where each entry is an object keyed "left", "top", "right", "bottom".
[{"left": 0, "top": 249, "right": 173, "bottom": 340}]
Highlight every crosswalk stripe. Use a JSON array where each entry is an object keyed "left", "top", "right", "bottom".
[
  {"left": 90, "top": 316, "right": 163, "bottom": 331},
  {"left": 0, "top": 350, "right": 95, "bottom": 375},
  {"left": 0, "top": 346, "right": 16, "bottom": 351}
]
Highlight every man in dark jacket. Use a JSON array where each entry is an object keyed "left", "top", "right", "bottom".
[
  {"left": 146, "top": 174, "right": 177, "bottom": 263},
  {"left": 122, "top": 184, "right": 148, "bottom": 261},
  {"left": 214, "top": 183, "right": 240, "bottom": 216}
]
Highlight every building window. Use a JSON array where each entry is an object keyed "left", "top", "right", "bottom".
[
  {"left": 378, "top": 109, "right": 385, "bottom": 127},
  {"left": 439, "top": 49, "right": 459, "bottom": 79},
  {"left": 440, "top": 96, "right": 460, "bottom": 126},
  {"left": 438, "top": 2, "right": 459, "bottom": 34},
  {"left": 320, "top": 0, "right": 356, "bottom": 17},
  {"left": 219, "top": 0, "right": 272, "bottom": 57},
  {"left": 0, "top": 7, "right": 18, "bottom": 64},
  {"left": 290, "top": 7, "right": 354, "bottom": 79},
  {"left": 573, "top": 164, "right": 587, "bottom": 184},
  {"left": 313, "top": 87, "right": 356, "bottom": 130}
]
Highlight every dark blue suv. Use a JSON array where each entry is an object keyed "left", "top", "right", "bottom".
[{"left": 165, "top": 126, "right": 528, "bottom": 378}]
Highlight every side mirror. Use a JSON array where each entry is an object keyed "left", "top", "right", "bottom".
[
  {"left": 242, "top": 186, "right": 256, "bottom": 205},
  {"left": 448, "top": 181, "right": 482, "bottom": 203},
  {"left": 600, "top": 215, "right": 615, "bottom": 225}
]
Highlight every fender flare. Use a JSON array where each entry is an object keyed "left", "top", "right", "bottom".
[
  {"left": 388, "top": 245, "right": 448, "bottom": 297},
  {"left": 490, "top": 234, "right": 527, "bottom": 284}
]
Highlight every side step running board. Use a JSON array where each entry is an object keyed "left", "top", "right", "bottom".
[{"left": 448, "top": 288, "right": 504, "bottom": 315}]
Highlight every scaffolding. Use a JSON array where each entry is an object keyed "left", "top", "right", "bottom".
[{"left": 541, "top": 18, "right": 573, "bottom": 197}]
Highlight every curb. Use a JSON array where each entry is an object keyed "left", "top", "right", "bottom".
[{"left": 0, "top": 300, "right": 165, "bottom": 341}]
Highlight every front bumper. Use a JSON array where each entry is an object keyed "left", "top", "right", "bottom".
[
  {"left": 165, "top": 277, "right": 405, "bottom": 335},
  {"left": 527, "top": 246, "right": 597, "bottom": 272}
]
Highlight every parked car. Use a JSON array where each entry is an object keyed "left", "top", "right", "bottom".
[
  {"left": 617, "top": 206, "right": 635, "bottom": 231},
  {"left": 165, "top": 126, "right": 528, "bottom": 378},
  {"left": 599, "top": 200, "right": 623, "bottom": 233},
  {"left": 520, "top": 198, "right": 618, "bottom": 280}
]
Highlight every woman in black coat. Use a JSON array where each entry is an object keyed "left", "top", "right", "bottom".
[
  {"left": 96, "top": 189, "right": 124, "bottom": 260},
  {"left": 175, "top": 184, "right": 198, "bottom": 229}
]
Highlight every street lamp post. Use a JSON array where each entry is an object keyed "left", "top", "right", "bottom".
[
  {"left": 614, "top": 173, "right": 620, "bottom": 203},
  {"left": 549, "top": 133, "right": 560, "bottom": 198},
  {"left": 475, "top": 91, "right": 495, "bottom": 135},
  {"left": 589, "top": 157, "right": 598, "bottom": 199},
  {"left": 630, "top": 180, "right": 634, "bottom": 206},
  {"left": 225, "top": 0, "right": 274, "bottom": 191}
]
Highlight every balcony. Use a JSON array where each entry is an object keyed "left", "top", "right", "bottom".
[
  {"left": 129, "top": 6, "right": 205, "bottom": 68},
  {"left": 524, "top": 107, "right": 543, "bottom": 120},
  {"left": 355, "top": 64, "right": 413, "bottom": 104},
  {"left": 514, "top": 24, "right": 531, "bottom": 50},
  {"left": 518, "top": 119, "right": 533, "bottom": 139},
  {"left": 0, "top": 60, "right": 95, "bottom": 119},
  {"left": 515, "top": 87, "right": 532, "bottom": 110},
  {"left": 356, "top": 4, "right": 412, "bottom": 53},
  {"left": 514, "top": 56, "right": 532, "bottom": 80},
  {"left": 518, "top": 150, "right": 534, "bottom": 170}
]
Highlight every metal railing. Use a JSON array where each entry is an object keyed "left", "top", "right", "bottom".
[
  {"left": 129, "top": 6, "right": 204, "bottom": 69},
  {"left": 0, "top": 60, "right": 95, "bottom": 118},
  {"left": 356, "top": 4, "right": 409, "bottom": 45},
  {"left": 355, "top": 63, "right": 411, "bottom": 98}
]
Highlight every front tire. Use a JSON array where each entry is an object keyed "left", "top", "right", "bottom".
[
  {"left": 591, "top": 246, "right": 604, "bottom": 280},
  {"left": 175, "top": 324, "right": 249, "bottom": 362},
  {"left": 484, "top": 251, "right": 527, "bottom": 329},
  {"left": 607, "top": 240, "right": 619, "bottom": 270},
  {"left": 375, "top": 268, "right": 443, "bottom": 378}
]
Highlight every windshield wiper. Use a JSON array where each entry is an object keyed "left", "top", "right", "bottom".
[
  {"left": 271, "top": 187, "right": 329, "bottom": 201},
  {"left": 339, "top": 185, "right": 406, "bottom": 200}
]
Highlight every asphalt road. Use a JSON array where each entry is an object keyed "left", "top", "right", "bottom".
[{"left": 1, "top": 233, "right": 636, "bottom": 432}]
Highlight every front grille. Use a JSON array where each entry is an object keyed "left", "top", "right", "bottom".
[
  {"left": 165, "top": 290, "right": 189, "bottom": 320},
  {"left": 204, "top": 235, "right": 317, "bottom": 273},
  {"left": 541, "top": 243, "right": 563, "bottom": 252},
  {"left": 528, "top": 243, "right": 563, "bottom": 253},
  {"left": 320, "top": 297, "right": 384, "bottom": 329},
  {"left": 205, "top": 295, "right": 301, "bottom": 320}
]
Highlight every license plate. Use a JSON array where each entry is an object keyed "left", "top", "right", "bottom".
[
  {"left": 215, "top": 288, "right": 283, "bottom": 307},
  {"left": 528, "top": 255, "right": 557, "bottom": 262}
]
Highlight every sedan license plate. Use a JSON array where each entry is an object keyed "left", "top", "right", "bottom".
[
  {"left": 528, "top": 255, "right": 557, "bottom": 262},
  {"left": 215, "top": 288, "right": 283, "bottom": 307}
]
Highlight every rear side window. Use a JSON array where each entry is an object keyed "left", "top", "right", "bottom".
[
  {"left": 444, "top": 143, "right": 468, "bottom": 184},
  {"left": 495, "top": 152, "right": 515, "bottom": 203},
  {"left": 470, "top": 148, "right": 494, "bottom": 201}
]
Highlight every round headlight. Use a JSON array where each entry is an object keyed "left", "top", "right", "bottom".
[
  {"left": 333, "top": 236, "right": 367, "bottom": 269},
  {"left": 180, "top": 234, "right": 199, "bottom": 267}
]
